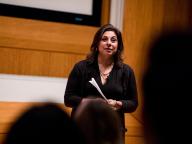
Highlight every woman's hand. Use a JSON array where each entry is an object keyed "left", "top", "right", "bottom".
[{"left": 107, "top": 99, "right": 122, "bottom": 110}]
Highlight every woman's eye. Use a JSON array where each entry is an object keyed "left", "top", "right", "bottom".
[
  {"left": 111, "top": 38, "right": 117, "bottom": 42},
  {"left": 101, "top": 38, "right": 108, "bottom": 42},
  {"left": 101, "top": 37, "right": 117, "bottom": 43}
]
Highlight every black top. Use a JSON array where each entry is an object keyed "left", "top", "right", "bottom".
[{"left": 64, "top": 60, "right": 138, "bottom": 132}]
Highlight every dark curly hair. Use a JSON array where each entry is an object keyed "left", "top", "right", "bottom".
[{"left": 86, "top": 24, "right": 124, "bottom": 67}]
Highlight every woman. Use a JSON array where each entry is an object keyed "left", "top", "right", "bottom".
[{"left": 64, "top": 24, "right": 138, "bottom": 143}]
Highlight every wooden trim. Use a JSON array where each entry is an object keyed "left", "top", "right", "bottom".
[{"left": 101, "top": 0, "right": 111, "bottom": 25}]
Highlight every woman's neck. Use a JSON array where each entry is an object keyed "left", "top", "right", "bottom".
[{"left": 98, "top": 55, "right": 114, "bottom": 67}]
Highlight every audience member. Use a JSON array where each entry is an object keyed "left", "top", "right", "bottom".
[
  {"left": 74, "top": 98, "right": 122, "bottom": 144},
  {"left": 3, "top": 102, "right": 86, "bottom": 144},
  {"left": 142, "top": 30, "right": 192, "bottom": 144}
]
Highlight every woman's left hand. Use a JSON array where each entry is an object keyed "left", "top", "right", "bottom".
[{"left": 107, "top": 99, "right": 122, "bottom": 110}]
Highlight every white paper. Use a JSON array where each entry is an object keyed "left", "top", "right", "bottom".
[{"left": 89, "top": 78, "right": 108, "bottom": 101}]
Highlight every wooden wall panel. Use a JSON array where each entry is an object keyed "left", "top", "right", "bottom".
[
  {"left": 101, "top": 0, "right": 111, "bottom": 25},
  {"left": 122, "top": 0, "right": 191, "bottom": 124},
  {"left": 0, "top": 17, "right": 95, "bottom": 54},
  {"left": 125, "top": 137, "right": 144, "bottom": 144},
  {"left": 48, "top": 52, "right": 85, "bottom": 77},
  {"left": 0, "top": 16, "right": 95, "bottom": 77},
  {"left": 0, "top": 47, "right": 86, "bottom": 77}
]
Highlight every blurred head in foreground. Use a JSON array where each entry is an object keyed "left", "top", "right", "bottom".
[
  {"left": 74, "top": 98, "right": 122, "bottom": 144},
  {"left": 4, "top": 102, "right": 86, "bottom": 144},
  {"left": 142, "top": 30, "right": 192, "bottom": 144}
]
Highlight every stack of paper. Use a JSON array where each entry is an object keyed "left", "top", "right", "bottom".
[{"left": 89, "top": 78, "right": 108, "bottom": 101}]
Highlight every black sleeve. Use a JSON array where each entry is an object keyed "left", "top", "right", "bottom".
[
  {"left": 121, "top": 65, "right": 138, "bottom": 113},
  {"left": 64, "top": 63, "right": 83, "bottom": 108}
]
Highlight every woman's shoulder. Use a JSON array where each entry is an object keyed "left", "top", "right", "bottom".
[
  {"left": 74, "top": 59, "right": 88, "bottom": 66},
  {"left": 75, "top": 59, "right": 86, "bottom": 65},
  {"left": 121, "top": 63, "right": 136, "bottom": 78},
  {"left": 121, "top": 63, "right": 134, "bottom": 71},
  {"left": 73, "top": 60, "right": 91, "bottom": 70}
]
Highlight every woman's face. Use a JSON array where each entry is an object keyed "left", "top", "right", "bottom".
[{"left": 98, "top": 31, "right": 118, "bottom": 57}]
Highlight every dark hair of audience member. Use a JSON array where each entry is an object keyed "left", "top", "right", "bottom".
[
  {"left": 74, "top": 98, "right": 122, "bottom": 144},
  {"left": 142, "top": 29, "right": 192, "bottom": 144},
  {"left": 3, "top": 102, "right": 86, "bottom": 144}
]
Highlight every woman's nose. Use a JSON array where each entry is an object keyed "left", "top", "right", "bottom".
[{"left": 107, "top": 40, "right": 112, "bottom": 45}]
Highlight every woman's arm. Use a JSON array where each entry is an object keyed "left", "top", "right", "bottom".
[
  {"left": 107, "top": 65, "right": 138, "bottom": 112},
  {"left": 121, "top": 66, "right": 138, "bottom": 112},
  {"left": 64, "top": 63, "right": 83, "bottom": 108}
]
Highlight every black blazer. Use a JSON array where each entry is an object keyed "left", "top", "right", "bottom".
[{"left": 64, "top": 59, "right": 138, "bottom": 132}]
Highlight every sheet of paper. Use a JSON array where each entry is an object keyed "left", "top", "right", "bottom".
[{"left": 89, "top": 78, "right": 108, "bottom": 101}]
